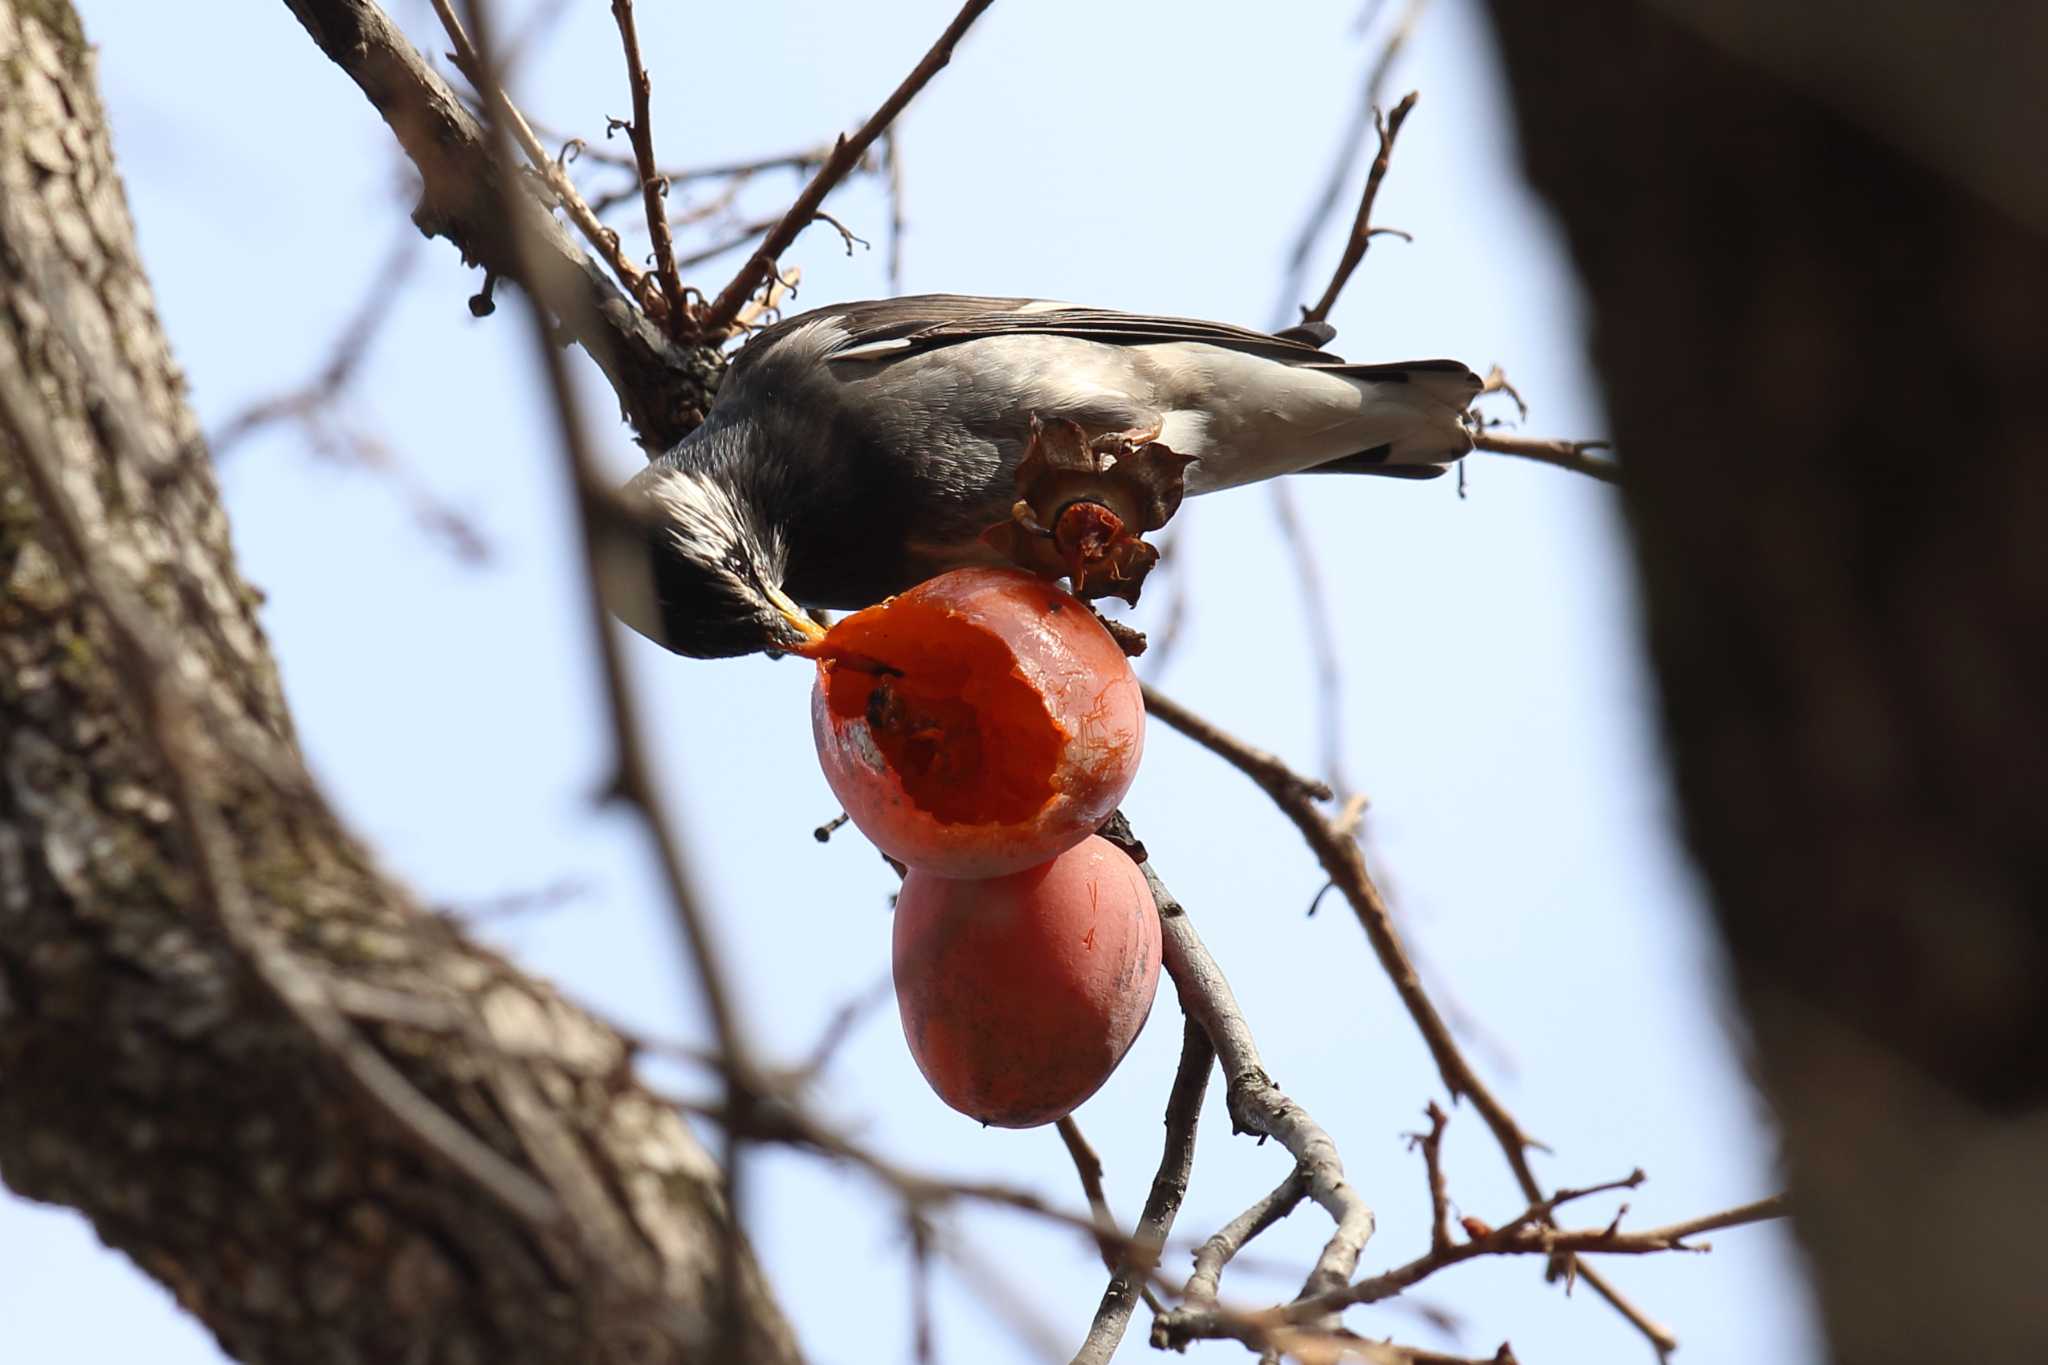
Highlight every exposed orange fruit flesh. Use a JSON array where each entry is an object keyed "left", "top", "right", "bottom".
[{"left": 819, "top": 599, "right": 1065, "bottom": 826}]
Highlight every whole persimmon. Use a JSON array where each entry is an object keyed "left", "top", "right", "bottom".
[
  {"left": 893, "top": 836, "right": 1162, "bottom": 1128},
  {"left": 807, "top": 567, "right": 1143, "bottom": 878}
]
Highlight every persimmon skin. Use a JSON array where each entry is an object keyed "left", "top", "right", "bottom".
[
  {"left": 810, "top": 567, "right": 1144, "bottom": 877},
  {"left": 893, "top": 837, "right": 1162, "bottom": 1128}
]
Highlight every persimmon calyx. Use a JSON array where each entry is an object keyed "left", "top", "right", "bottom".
[{"left": 979, "top": 415, "right": 1196, "bottom": 606}]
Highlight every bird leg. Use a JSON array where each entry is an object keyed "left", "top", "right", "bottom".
[{"left": 980, "top": 415, "right": 1196, "bottom": 605}]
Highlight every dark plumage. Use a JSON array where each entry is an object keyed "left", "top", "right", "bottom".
[{"left": 607, "top": 294, "right": 1481, "bottom": 659}]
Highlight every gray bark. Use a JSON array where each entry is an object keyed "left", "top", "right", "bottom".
[
  {"left": 1483, "top": 3, "right": 2048, "bottom": 1362},
  {"left": 0, "top": 4, "right": 799, "bottom": 1361}
]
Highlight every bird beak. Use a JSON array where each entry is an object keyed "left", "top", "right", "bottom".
[{"left": 766, "top": 583, "right": 829, "bottom": 655}]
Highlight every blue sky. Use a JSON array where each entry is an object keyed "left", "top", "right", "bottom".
[{"left": 5, "top": 2, "right": 1822, "bottom": 1361}]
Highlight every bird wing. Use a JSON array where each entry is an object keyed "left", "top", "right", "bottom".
[
  {"left": 726, "top": 295, "right": 1480, "bottom": 491},
  {"left": 732, "top": 293, "right": 1421, "bottom": 370}
]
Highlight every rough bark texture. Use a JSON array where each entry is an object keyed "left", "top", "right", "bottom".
[
  {"left": 0, "top": 5, "right": 799, "bottom": 1361},
  {"left": 1483, "top": 4, "right": 2048, "bottom": 1363}
]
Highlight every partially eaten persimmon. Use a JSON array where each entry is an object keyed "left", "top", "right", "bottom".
[{"left": 808, "top": 567, "right": 1143, "bottom": 877}]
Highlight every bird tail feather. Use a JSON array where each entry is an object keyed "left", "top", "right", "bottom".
[{"left": 1299, "top": 358, "right": 1480, "bottom": 478}]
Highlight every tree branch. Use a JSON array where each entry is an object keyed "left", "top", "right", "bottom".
[
  {"left": 1137, "top": 849, "right": 1378, "bottom": 1319},
  {"left": 281, "top": 0, "right": 720, "bottom": 447},
  {"left": 1301, "top": 90, "right": 1419, "bottom": 325},
  {"left": 695, "top": 0, "right": 994, "bottom": 336},
  {"left": 1177, "top": 1167, "right": 1310, "bottom": 1314},
  {"left": 1470, "top": 430, "right": 1621, "bottom": 484},
  {"left": 1070, "top": 1016, "right": 1213, "bottom": 1364},
  {"left": 1142, "top": 684, "right": 1688, "bottom": 1353},
  {"left": 606, "top": 0, "right": 690, "bottom": 326}
]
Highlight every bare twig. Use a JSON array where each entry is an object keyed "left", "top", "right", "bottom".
[
  {"left": 732, "top": 266, "right": 801, "bottom": 335},
  {"left": 1057, "top": 1117, "right": 1126, "bottom": 1268},
  {"left": 440, "top": 877, "right": 590, "bottom": 923},
  {"left": 451, "top": 0, "right": 758, "bottom": 1351},
  {"left": 883, "top": 129, "right": 907, "bottom": 293},
  {"left": 607, "top": 0, "right": 690, "bottom": 327},
  {"left": 282, "top": 0, "right": 715, "bottom": 448},
  {"left": 448, "top": 0, "right": 745, "bottom": 1078},
  {"left": 1157, "top": 1182, "right": 1784, "bottom": 1353},
  {"left": 1276, "top": 0, "right": 1432, "bottom": 324},
  {"left": 1071, "top": 1016, "right": 1213, "bottom": 1364},
  {"left": 1301, "top": 90, "right": 1418, "bottom": 325},
  {"left": 1141, "top": 855, "right": 1377, "bottom": 1311},
  {"left": 549, "top": 139, "right": 842, "bottom": 182},
  {"left": 428, "top": 0, "right": 653, "bottom": 310},
  {"left": 1145, "top": 685, "right": 1541, "bottom": 1165},
  {"left": 908, "top": 1212, "right": 937, "bottom": 1365},
  {"left": 1315, "top": 1192, "right": 1790, "bottom": 1315},
  {"left": 1178, "top": 1168, "right": 1310, "bottom": 1313},
  {"left": 1471, "top": 430, "right": 1620, "bottom": 484},
  {"left": 790, "top": 975, "right": 893, "bottom": 1084},
  {"left": 695, "top": 0, "right": 995, "bottom": 336},
  {"left": 1142, "top": 684, "right": 1696, "bottom": 1352},
  {"left": 1467, "top": 366, "right": 1619, "bottom": 485},
  {"left": 213, "top": 227, "right": 419, "bottom": 455},
  {"left": 1409, "top": 1102, "right": 1454, "bottom": 1255},
  {"left": 679, "top": 1084, "right": 1144, "bottom": 1253}
]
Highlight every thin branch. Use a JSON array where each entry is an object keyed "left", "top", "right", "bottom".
[
  {"left": 1157, "top": 1185, "right": 1784, "bottom": 1353},
  {"left": 1145, "top": 685, "right": 1543, "bottom": 1167},
  {"left": 1275, "top": 0, "right": 1432, "bottom": 325},
  {"left": 680, "top": 1085, "right": 1145, "bottom": 1252},
  {"left": 1178, "top": 1168, "right": 1310, "bottom": 1313},
  {"left": 213, "top": 226, "right": 420, "bottom": 456},
  {"left": 448, "top": 0, "right": 744, "bottom": 1073},
  {"left": 883, "top": 129, "right": 907, "bottom": 293},
  {"left": 281, "top": 0, "right": 715, "bottom": 447},
  {"left": 1142, "top": 685, "right": 1699, "bottom": 1352},
  {"left": 1071, "top": 1016, "right": 1213, "bottom": 1364},
  {"left": 1466, "top": 367, "right": 1619, "bottom": 485},
  {"left": 541, "top": 133, "right": 844, "bottom": 182},
  {"left": 695, "top": 0, "right": 995, "bottom": 336},
  {"left": 908, "top": 1212, "right": 937, "bottom": 1365},
  {"left": 1409, "top": 1102, "right": 1453, "bottom": 1255},
  {"left": 1057, "top": 1116, "right": 1128, "bottom": 1269},
  {"left": 607, "top": 0, "right": 690, "bottom": 326},
  {"left": 1471, "top": 430, "right": 1620, "bottom": 484},
  {"left": 1302, "top": 90, "right": 1418, "bottom": 325},
  {"left": 427, "top": 0, "right": 652, "bottom": 309},
  {"left": 1317, "top": 1192, "right": 1790, "bottom": 1315},
  {"left": 451, "top": 1, "right": 759, "bottom": 1353},
  {"left": 1138, "top": 849, "right": 1377, "bottom": 1314},
  {"left": 789, "top": 974, "right": 892, "bottom": 1084},
  {"left": 732, "top": 266, "right": 800, "bottom": 335}
]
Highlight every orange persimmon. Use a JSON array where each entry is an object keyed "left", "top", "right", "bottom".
[
  {"left": 892, "top": 836, "right": 1162, "bottom": 1127},
  {"left": 808, "top": 567, "right": 1143, "bottom": 877}
]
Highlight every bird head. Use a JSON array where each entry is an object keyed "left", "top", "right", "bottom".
[{"left": 603, "top": 462, "right": 826, "bottom": 660}]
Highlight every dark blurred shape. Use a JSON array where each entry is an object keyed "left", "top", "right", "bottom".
[{"left": 1484, "top": 2, "right": 2048, "bottom": 1362}]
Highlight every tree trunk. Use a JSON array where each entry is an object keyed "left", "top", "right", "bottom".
[
  {"left": 1482, "top": 3, "right": 2048, "bottom": 1362},
  {"left": 0, "top": 4, "right": 798, "bottom": 1361}
]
